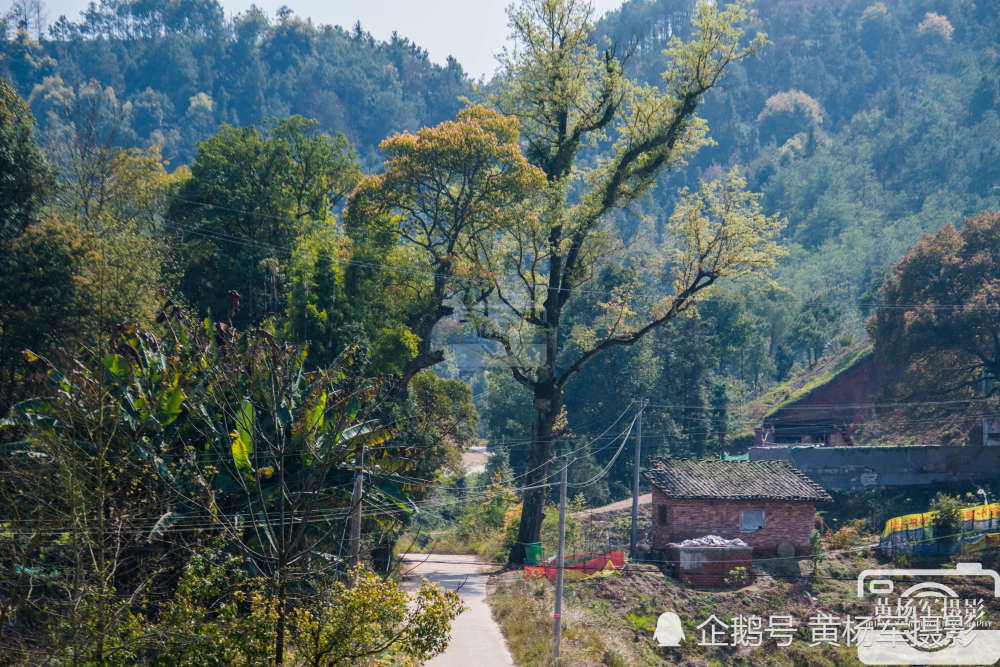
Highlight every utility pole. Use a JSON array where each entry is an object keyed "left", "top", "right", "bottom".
[
  {"left": 349, "top": 443, "right": 364, "bottom": 569},
  {"left": 552, "top": 455, "right": 568, "bottom": 662},
  {"left": 984, "top": 369, "right": 999, "bottom": 447},
  {"left": 630, "top": 399, "right": 647, "bottom": 560}
]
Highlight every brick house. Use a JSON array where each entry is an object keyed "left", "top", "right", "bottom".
[
  {"left": 643, "top": 458, "right": 832, "bottom": 556},
  {"left": 754, "top": 348, "right": 907, "bottom": 448}
]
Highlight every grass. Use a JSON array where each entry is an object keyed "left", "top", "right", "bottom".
[
  {"left": 400, "top": 502, "right": 596, "bottom": 564},
  {"left": 761, "top": 344, "right": 872, "bottom": 420},
  {"left": 489, "top": 564, "right": 865, "bottom": 666},
  {"left": 490, "top": 576, "right": 635, "bottom": 666},
  {"left": 396, "top": 526, "right": 509, "bottom": 561}
]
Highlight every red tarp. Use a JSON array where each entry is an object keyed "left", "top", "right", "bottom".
[{"left": 523, "top": 551, "right": 625, "bottom": 580}]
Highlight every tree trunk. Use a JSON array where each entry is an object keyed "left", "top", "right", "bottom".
[
  {"left": 393, "top": 294, "right": 452, "bottom": 398},
  {"left": 396, "top": 349, "right": 445, "bottom": 397},
  {"left": 509, "top": 384, "right": 560, "bottom": 564}
]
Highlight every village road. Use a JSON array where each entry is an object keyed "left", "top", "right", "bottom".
[
  {"left": 574, "top": 492, "right": 650, "bottom": 518},
  {"left": 400, "top": 553, "right": 515, "bottom": 667}
]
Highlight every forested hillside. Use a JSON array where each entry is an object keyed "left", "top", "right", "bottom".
[
  {"left": 597, "top": 0, "right": 1000, "bottom": 300},
  {"left": 6, "top": 0, "right": 995, "bottom": 285},
  {"left": 2, "top": 0, "right": 1000, "bottom": 662},
  {"left": 0, "top": 0, "right": 471, "bottom": 164},
  {"left": 2, "top": 3, "right": 1000, "bottom": 658},
  {"left": 479, "top": 0, "right": 1000, "bottom": 500}
]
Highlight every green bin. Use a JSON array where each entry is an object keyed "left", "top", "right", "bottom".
[{"left": 524, "top": 542, "right": 543, "bottom": 565}]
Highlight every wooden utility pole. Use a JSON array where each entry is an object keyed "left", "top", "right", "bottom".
[
  {"left": 630, "top": 400, "right": 646, "bottom": 559},
  {"left": 349, "top": 444, "right": 364, "bottom": 568},
  {"left": 552, "top": 455, "right": 568, "bottom": 662}
]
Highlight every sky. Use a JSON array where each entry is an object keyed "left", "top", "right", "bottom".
[{"left": 36, "top": 0, "right": 628, "bottom": 80}]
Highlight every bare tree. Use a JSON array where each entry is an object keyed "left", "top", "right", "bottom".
[{"left": 5, "top": 0, "right": 46, "bottom": 38}]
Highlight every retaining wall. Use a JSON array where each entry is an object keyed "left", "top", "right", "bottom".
[{"left": 749, "top": 445, "right": 1000, "bottom": 491}]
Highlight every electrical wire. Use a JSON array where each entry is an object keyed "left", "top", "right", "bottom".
[
  {"left": 566, "top": 414, "right": 638, "bottom": 488},
  {"left": 396, "top": 527, "right": 1000, "bottom": 571},
  {"left": 161, "top": 193, "right": 1000, "bottom": 310}
]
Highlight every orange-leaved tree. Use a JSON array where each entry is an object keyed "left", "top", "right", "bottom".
[
  {"left": 868, "top": 210, "right": 1000, "bottom": 396},
  {"left": 345, "top": 105, "right": 545, "bottom": 389}
]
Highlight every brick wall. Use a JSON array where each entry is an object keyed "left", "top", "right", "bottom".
[
  {"left": 755, "top": 352, "right": 901, "bottom": 446},
  {"left": 668, "top": 545, "right": 753, "bottom": 588},
  {"left": 650, "top": 488, "right": 817, "bottom": 555},
  {"left": 762, "top": 353, "right": 886, "bottom": 437}
]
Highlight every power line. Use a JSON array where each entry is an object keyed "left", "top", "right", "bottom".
[
  {"left": 367, "top": 402, "right": 640, "bottom": 495},
  {"left": 162, "top": 193, "right": 1000, "bottom": 310},
  {"left": 567, "top": 415, "right": 638, "bottom": 488},
  {"left": 398, "top": 528, "right": 1000, "bottom": 572},
  {"left": 644, "top": 397, "right": 999, "bottom": 410}
]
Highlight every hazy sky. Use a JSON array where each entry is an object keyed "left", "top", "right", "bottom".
[{"left": 35, "top": 0, "right": 628, "bottom": 80}]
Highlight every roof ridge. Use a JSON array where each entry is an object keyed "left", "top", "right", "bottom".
[{"left": 642, "top": 456, "right": 832, "bottom": 503}]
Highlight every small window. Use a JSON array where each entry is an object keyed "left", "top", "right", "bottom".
[
  {"left": 657, "top": 505, "right": 667, "bottom": 525},
  {"left": 740, "top": 510, "right": 765, "bottom": 532}
]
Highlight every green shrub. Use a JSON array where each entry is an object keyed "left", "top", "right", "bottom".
[{"left": 930, "top": 492, "right": 964, "bottom": 544}]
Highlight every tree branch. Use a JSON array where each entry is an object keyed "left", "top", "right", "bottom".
[{"left": 557, "top": 273, "right": 714, "bottom": 387}]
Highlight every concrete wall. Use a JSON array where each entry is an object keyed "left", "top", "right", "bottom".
[
  {"left": 749, "top": 445, "right": 1000, "bottom": 491},
  {"left": 651, "top": 489, "right": 817, "bottom": 555}
]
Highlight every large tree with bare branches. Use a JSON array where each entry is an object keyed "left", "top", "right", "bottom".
[{"left": 467, "top": 0, "right": 783, "bottom": 562}]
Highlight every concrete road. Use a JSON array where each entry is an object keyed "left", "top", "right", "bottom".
[
  {"left": 574, "top": 492, "right": 650, "bottom": 518},
  {"left": 400, "top": 553, "right": 515, "bottom": 667},
  {"left": 460, "top": 445, "right": 489, "bottom": 474}
]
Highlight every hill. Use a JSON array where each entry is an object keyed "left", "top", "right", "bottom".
[
  {"left": 0, "top": 3, "right": 472, "bottom": 165},
  {"left": 7, "top": 0, "right": 996, "bottom": 290},
  {"left": 595, "top": 0, "right": 1000, "bottom": 303}
]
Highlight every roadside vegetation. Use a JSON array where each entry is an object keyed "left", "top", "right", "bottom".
[{"left": 398, "top": 462, "right": 596, "bottom": 564}]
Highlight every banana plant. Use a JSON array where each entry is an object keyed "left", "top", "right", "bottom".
[{"left": 4, "top": 305, "right": 437, "bottom": 664}]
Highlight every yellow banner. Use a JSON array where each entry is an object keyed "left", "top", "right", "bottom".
[{"left": 882, "top": 502, "right": 1000, "bottom": 538}]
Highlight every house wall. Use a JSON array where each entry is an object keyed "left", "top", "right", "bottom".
[
  {"left": 750, "top": 445, "right": 1000, "bottom": 490},
  {"left": 650, "top": 488, "right": 817, "bottom": 555},
  {"left": 766, "top": 353, "right": 883, "bottom": 427},
  {"left": 755, "top": 353, "right": 892, "bottom": 446}
]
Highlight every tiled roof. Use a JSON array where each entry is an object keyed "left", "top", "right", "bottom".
[{"left": 642, "top": 457, "right": 832, "bottom": 503}]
